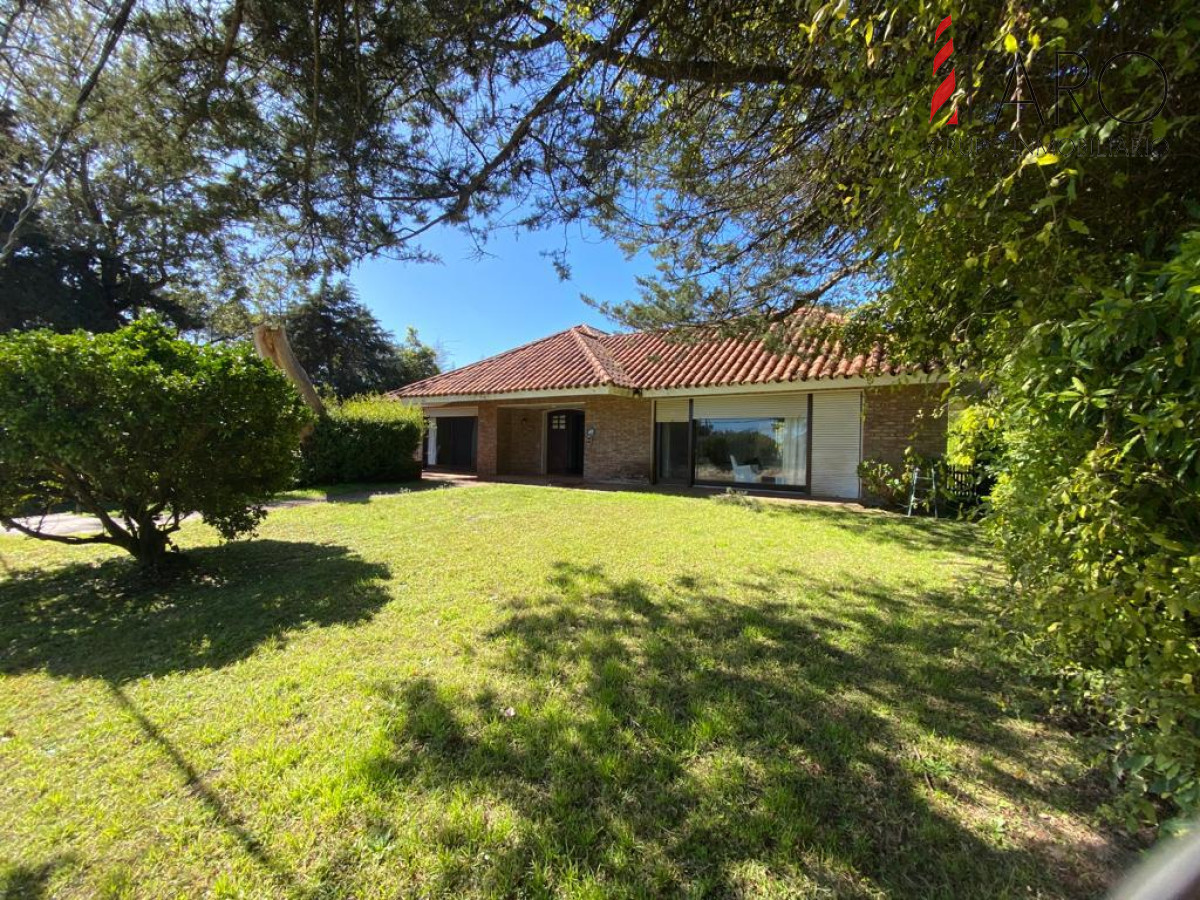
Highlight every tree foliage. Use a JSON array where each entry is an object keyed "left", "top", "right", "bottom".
[
  {"left": 284, "top": 278, "right": 439, "bottom": 398},
  {"left": 0, "top": 192, "right": 199, "bottom": 333},
  {"left": 990, "top": 236, "right": 1200, "bottom": 826},
  {"left": 0, "top": 318, "right": 311, "bottom": 566}
]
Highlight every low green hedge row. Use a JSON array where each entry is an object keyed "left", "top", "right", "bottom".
[{"left": 299, "top": 395, "right": 424, "bottom": 486}]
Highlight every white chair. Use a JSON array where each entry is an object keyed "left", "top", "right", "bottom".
[{"left": 730, "top": 455, "right": 759, "bottom": 483}]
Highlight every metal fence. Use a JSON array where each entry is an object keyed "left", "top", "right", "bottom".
[{"left": 941, "top": 464, "right": 992, "bottom": 507}]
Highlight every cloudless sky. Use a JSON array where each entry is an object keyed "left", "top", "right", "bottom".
[{"left": 350, "top": 223, "right": 656, "bottom": 371}]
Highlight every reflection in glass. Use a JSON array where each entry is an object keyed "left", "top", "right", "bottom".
[{"left": 693, "top": 416, "right": 807, "bottom": 487}]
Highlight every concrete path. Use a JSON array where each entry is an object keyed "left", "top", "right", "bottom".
[{"left": 1, "top": 478, "right": 478, "bottom": 539}]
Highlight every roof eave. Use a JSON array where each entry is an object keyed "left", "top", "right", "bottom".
[
  {"left": 396, "top": 384, "right": 638, "bottom": 405},
  {"left": 640, "top": 370, "right": 948, "bottom": 398}
]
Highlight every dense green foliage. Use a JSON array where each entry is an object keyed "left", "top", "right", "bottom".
[
  {"left": 285, "top": 279, "right": 439, "bottom": 398},
  {"left": 299, "top": 395, "right": 424, "bottom": 486},
  {"left": 946, "top": 404, "right": 1005, "bottom": 470},
  {"left": 0, "top": 195, "right": 199, "bottom": 334},
  {"left": 0, "top": 318, "right": 310, "bottom": 565},
  {"left": 991, "top": 236, "right": 1200, "bottom": 826},
  {"left": 852, "top": 6, "right": 1199, "bottom": 826}
]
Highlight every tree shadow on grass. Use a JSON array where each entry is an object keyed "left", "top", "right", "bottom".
[
  {"left": 762, "top": 502, "right": 994, "bottom": 557},
  {"left": 282, "top": 479, "right": 455, "bottom": 504},
  {"left": 355, "top": 562, "right": 1122, "bottom": 899},
  {"left": 0, "top": 540, "right": 391, "bottom": 682},
  {"left": 0, "top": 855, "right": 77, "bottom": 900}
]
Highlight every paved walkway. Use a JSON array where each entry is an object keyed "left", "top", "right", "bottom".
[{"left": 1, "top": 479, "right": 478, "bottom": 539}]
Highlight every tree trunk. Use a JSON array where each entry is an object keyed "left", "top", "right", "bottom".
[
  {"left": 133, "top": 532, "right": 171, "bottom": 569},
  {"left": 129, "top": 513, "right": 173, "bottom": 569},
  {"left": 252, "top": 323, "right": 326, "bottom": 419}
]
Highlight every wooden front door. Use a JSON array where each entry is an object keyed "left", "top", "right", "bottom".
[{"left": 546, "top": 409, "right": 584, "bottom": 475}]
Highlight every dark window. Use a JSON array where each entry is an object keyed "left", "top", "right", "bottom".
[
  {"left": 430, "top": 416, "right": 477, "bottom": 470},
  {"left": 656, "top": 421, "right": 690, "bottom": 483}
]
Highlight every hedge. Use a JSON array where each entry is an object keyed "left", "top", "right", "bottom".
[{"left": 299, "top": 395, "right": 424, "bottom": 486}]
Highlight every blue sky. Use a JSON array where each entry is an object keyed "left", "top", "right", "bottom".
[{"left": 350, "top": 223, "right": 655, "bottom": 371}]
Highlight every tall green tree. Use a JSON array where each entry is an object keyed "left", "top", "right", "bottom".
[
  {"left": 284, "top": 279, "right": 438, "bottom": 398},
  {"left": 0, "top": 191, "right": 199, "bottom": 333}
]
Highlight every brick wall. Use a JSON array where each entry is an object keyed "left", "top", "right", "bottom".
[
  {"left": 497, "top": 406, "right": 544, "bottom": 475},
  {"left": 427, "top": 394, "right": 652, "bottom": 481},
  {"left": 861, "top": 383, "right": 947, "bottom": 467},
  {"left": 476, "top": 402, "right": 498, "bottom": 476},
  {"left": 583, "top": 395, "right": 653, "bottom": 482}
]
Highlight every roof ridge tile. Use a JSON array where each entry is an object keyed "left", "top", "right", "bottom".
[{"left": 568, "top": 326, "right": 618, "bottom": 386}]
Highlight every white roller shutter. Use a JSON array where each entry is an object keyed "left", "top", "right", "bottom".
[
  {"left": 692, "top": 393, "right": 808, "bottom": 419},
  {"left": 811, "top": 390, "right": 862, "bottom": 499},
  {"left": 654, "top": 398, "right": 689, "bottom": 423}
]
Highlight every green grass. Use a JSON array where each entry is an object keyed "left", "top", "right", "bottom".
[
  {"left": 0, "top": 484, "right": 1128, "bottom": 899},
  {"left": 271, "top": 480, "right": 428, "bottom": 502}
]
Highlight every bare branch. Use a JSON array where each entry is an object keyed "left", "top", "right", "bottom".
[{"left": 0, "top": 515, "right": 116, "bottom": 546}]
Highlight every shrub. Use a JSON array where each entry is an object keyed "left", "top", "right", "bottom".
[
  {"left": 857, "top": 448, "right": 945, "bottom": 512},
  {"left": 860, "top": 447, "right": 990, "bottom": 516},
  {"left": 947, "top": 402, "right": 1005, "bottom": 470},
  {"left": 991, "top": 235, "right": 1200, "bottom": 829},
  {"left": 857, "top": 458, "right": 910, "bottom": 508},
  {"left": 0, "top": 318, "right": 311, "bottom": 567},
  {"left": 299, "top": 395, "right": 424, "bottom": 485}
]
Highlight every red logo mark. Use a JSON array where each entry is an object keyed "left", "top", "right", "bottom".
[{"left": 930, "top": 15, "right": 958, "bottom": 124}]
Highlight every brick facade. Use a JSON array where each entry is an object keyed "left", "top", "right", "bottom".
[
  {"left": 582, "top": 396, "right": 653, "bottom": 482},
  {"left": 434, "top": 395, "right": 653, "bottom": 481},
  {"left": 429, "top": 384, "right": 943, "bottom": 487},
  {"left": 476, "top": 403, "right": 498, "bottom": 476},
  {"left": 861, "top": 384, "right": 947, "bottom": 467},
  {"left": 497, "top": 406, "right": 544, "bottom": 475}
]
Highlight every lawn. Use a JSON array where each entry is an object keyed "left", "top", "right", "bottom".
[{"left": 0, "top": 484, "right": 1128, "bottom": 899}]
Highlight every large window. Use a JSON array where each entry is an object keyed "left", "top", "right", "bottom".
[{"left": 693, "top": 416, "right": 808, "bottom": 487}]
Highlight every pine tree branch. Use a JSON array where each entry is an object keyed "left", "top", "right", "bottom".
[{"left": 0, "top": 0, "right": 138, "bottom": 267}]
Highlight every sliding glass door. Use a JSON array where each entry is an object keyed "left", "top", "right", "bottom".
[
  {"left": 656, "top": 421, "right": 690, "bottom": 483},
  {"left": 655, "top": 394, "right": 811, "bottom": 491}
]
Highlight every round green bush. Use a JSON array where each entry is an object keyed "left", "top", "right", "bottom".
[{"left": 0, "top": 317, "right": 312, "bottom": 566}]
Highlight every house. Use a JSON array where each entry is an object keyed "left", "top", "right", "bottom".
[{"left": 391, "top": 313, "right": 946, "bottom": 500}]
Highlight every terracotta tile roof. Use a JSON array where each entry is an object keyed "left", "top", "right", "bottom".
[{"left": 395, "top": 311, "right": 931, "bottom": 399}]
